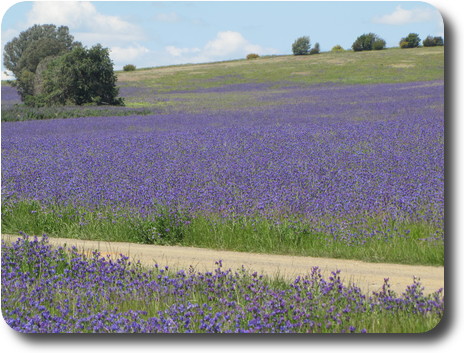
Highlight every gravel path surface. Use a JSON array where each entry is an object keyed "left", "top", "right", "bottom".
[{"left": 1, "top": 234, "right": 444, "bottom": 295}]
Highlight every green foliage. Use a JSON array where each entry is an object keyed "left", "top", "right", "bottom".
[
  {"left": 352, "top": 33, "right": 386, "bottom": 52},
  {"left": 123, "top": 64, "right": 136, "bottom": 71},
  {"left": 372, "top": 38, "right": 386, "bottom": 50},
  {"left": 331, "top": 45, "right": 344, "bottom": 52},
  {"left": 292, "top": 36, "right": 310, "bottom": 55},
  {"left": 423, "top": 35, "right": 444, "bottom": 47},
  {"left": 2, "top": 201, "right": 443, "bottom": 266},
  {"left": 399, "top": 33, "right": 421, "bottom": 48},
  {"left": 246, "top": 53, "right": 260, "bottom": 59},
  {"left": 39, "top": 44, "right": 123, "bottom": 106},
  {"left": 3, "top": 24, "right": 80, "bottom": 101},
  {"left": 1, "top": 104, "right": 152, "bottom": 122},
  {"left": 3, "top": 24, "right": 122, "bottom": 107},
  {"left": 309, "top": 42, "right": 320, "bottom": 55}
]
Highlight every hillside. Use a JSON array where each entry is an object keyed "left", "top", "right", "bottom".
[
  {"left": 117, "top": 47, "right": 444, "bottom": 91},
  {"left": 116, "top": 46, "right": 444, "bottom": 111}
]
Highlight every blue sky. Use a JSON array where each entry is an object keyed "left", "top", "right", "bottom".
[{"left": 1, "top": 1, "right": 444, "bottom": 77}]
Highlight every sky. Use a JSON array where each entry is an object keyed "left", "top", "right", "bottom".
[{"left": 1, "top": 1, "right": 444, "bottom": 78}]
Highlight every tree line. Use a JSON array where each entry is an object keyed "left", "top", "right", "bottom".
[
  {"left": 291, "top": 32, "right": 444, "bottom": 55},
  {"left": 4, "top": 24, "right": 444, "bottom": 108}
]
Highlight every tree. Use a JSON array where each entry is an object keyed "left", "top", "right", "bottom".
[
  {"left": 3, "top": 24, "right": 81, "bottom": 100},
  {"left": 423, "top": 35, "right": 444, "bottom": 47},
  {"left": 39, "top": 44, "right": 123, "bottom": 106},
  {"left": 399, "top": 33, "right": 421, "bottom": 48},
  {"left": 372, "top": 38, "right": 386, "bottom": 50},
  {"left": 352, "top": 33, "right": 386, "bottom": 51},
  {"left": 331, "top": 45, "right": 344, "bottom": 52},
  {"left": 292, "top": 36, "right": 310, "bottom": 55},
  {"left": 309, "top": 42, "right": 320, "bottom": 55}
]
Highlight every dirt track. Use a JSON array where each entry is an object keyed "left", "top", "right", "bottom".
[{"left": 1, "top": 234, "right": 444, "bottom": 295}]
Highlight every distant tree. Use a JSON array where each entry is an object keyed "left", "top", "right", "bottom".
[
  {"left": 331, "top": 44, "right": 344, "bottom": 52},
  {"left": 372, "top": 38, "right": 386, "bottom": 50},
  {"left": 423, "top": 35, "right": 444, "bottom": 47},
  {"left": 292, "top": 36, "right": 310, "bottom": 55},
  {"left": 309, "top": 42, "right": 320, "bottom": 55},
  {"left": 352, "top": 33, "right": 386, "bottom": 52},
  {"left": 399, "top": 33, "right": 421, "bottom": 48},
  {"left": 123, "top": 64, "right": 136, "bottom": 71},
  {"left": 246, "top": 53, "right": 260, "bottom": 59},
  {"left": 38, "top": 44, "right": 123, "bottom": 106},
  {"left": 3, "top": 24, "right": 81, "bottom": 100}
]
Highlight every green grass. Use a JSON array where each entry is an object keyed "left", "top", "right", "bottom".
[
  {"left": 117, "top": 47, "right": 444, "bottom": 92},
  {"left": 1, "top": 200, "right": 443, "bottom": 266}
]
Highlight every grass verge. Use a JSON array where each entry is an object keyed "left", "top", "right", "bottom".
[{"left": 1, "top": 200, "right": 443, "bottom": 266}]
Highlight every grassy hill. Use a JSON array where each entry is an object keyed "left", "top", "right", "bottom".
[{"left": 117, "top": 47, "right": 444, "bottom": 93}]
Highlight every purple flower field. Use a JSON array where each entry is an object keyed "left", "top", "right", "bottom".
[
  {"left": 1, "top": 80, "right": 444, "bottom": 244},
  {"left": 1, "top": 236, "right": 444, "bottom": 333},
  {"left": 1, "top": 85, "right": 21, "bottom": 109}
]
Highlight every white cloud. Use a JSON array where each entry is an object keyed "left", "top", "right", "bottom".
[
  {"left": 26, "top": 1, "right": 144, "bottom": 44},
  {"left": 372, "top": 6, "right": 436, "bottom": 25},
  {"left": 165, "top": 31, "right": 278, "bottom": 63},
  {"left": 165, "top": 46, "right": 201, "bottom": 57},
  {"left": 110, "top": 45, "right": 150, "bottom": 64}
]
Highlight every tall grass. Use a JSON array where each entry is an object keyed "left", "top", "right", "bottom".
[{"left": 1, "top": 200, "right": 443, "bottom": 266}]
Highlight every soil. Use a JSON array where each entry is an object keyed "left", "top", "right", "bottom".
[{"left": 1, "top": 234, "right": 444, "bottom": 295}]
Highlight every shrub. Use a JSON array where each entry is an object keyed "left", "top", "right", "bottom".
[
  {"left": 39, "top": 44, "right": 123, "bottom": 106},
  {"left": 352, "top": 33, "right": 386, "bottom": 52},
  {"left": 372, "top": 38, "right": 386, "bottom": 50},
  {"left": 423, "top": 35, "right": 444, "bottom": 47},
  {"left": 246, "top": 53, "right": 260, "bottom": 60},
  {"left": 399, "top": 41, "right": 409, "bottom": 49},
  {"left": 331, "top": 45, "right": 344, "bottom": 52},
  {"left": 123, "top": 64, "right": 136, "bottom": 71},
  {"left": 292, "top": 36, "right": 310, "bottom": 55},
  {"left": 309, "top": 42, "right": 320, "bottom": 55},
  {"left": 399, "top": 33, "right": 421, "bottom": 48}
]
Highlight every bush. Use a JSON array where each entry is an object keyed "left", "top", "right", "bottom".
[
  {"left": 123, "top": 64, "right": 136, "bottom": 71},
  {"left": 399, "top": 41, "right": 409, "bottom": 49},
  {"left": 331, "top": 45, "right": 344, "bottom": 52},
  {"left": 352, "top": 33, "right": 386, "bottom": 52},
  {"left": 292, "top": 36, "right": 310, "bottom": 55},
  {"left": 246, "top": 53, "right": 260, "bottom": 60},
  {"left": 372, "top": 39, "right": 386, "bottom": 50},
  {"left": 39, "top": 44, "right": 123, "bottom": 106},
  {"left": 309, "top": 42, "right": 320, "bottom": 55},
  {"left": 423, "top": 35, "right": 444, "bottom": 47},
  {"left": 399, "top": 33, "right": 421, "bottom": 48}
]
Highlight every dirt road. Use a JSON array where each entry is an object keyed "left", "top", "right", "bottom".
[{"left": 1, "top": 234, "right": 444, "bottom": 295}]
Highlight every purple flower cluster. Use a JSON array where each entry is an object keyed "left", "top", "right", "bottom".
[
  {"left": 2, "top": 236, "right": 444, "bottom": 333},
  {"left": 1, "top": 85, "right": 21, "bottom": 109},
  {"left": 1, "top": 81, "right": 444, "bottom": 243}
]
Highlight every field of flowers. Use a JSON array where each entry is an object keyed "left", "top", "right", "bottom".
[
  {"left": 1, "top": 235, "right": 443, "bottom": 333},
  {"left": 2, "top": 79, "right": 444, "bottom": 264},
  {"left": 1, "top": 45, "right": 446, "bottom": 333}
]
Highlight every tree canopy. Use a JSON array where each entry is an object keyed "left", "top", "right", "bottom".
[
  {"left": 352, "top": 33, "right": 386, "bottom": 51},
  {"left": 3, "top": 24, "right": 122, "bottom": 107},
  {"left": 292, "top": 36, "right": 311, "bottom": 55}
]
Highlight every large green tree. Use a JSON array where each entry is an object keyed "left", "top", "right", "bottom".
[
  {"left": 3, "top": 24, "right": 81, "bottom": 100},
  {"left": 40, "top": 44, "right": 123, "bottom": 106}
]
